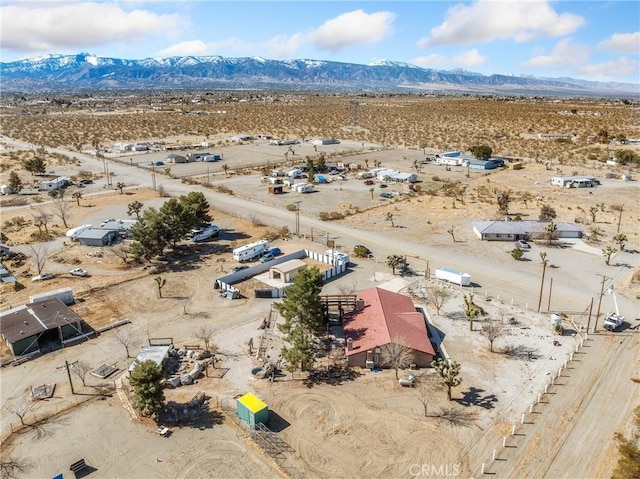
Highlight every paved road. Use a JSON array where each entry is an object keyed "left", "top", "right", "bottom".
[{"left": 3, "top": 136, "right": 639, "bottom": 477}]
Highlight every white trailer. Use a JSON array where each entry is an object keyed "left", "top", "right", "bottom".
[
  {"left": 435, "top": 267, "right": 471, "bottom": 286},
  {"left": 233, "top": 240, "right": 270, "bottom": 262}
]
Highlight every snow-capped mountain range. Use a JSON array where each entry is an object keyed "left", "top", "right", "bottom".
[{"left": 1, "top": 53, "right": 638, "bottom": 96}]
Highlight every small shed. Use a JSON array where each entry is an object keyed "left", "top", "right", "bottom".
[
  {"left": 236, "top": 393, "right": 269, "bottom": 429},
  {"left": 77, "top": 229, "right": 118, "bottom": 246},
  {"left": 268, "top": 185, "right": 284, "bottom": 195},
  {"left": 269, "top": 259, "right": 307, "bottom": 283},
  {"left": 30, "top": 287, "right": 75, "bottom": 306}
]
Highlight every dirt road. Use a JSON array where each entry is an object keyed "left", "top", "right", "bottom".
[{"left": 466, "top": 330, "right": 639, "bottom": 478}]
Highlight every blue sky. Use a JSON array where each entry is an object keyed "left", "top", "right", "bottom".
[{"left": 1, "top": 1, "right": 639, "bottom": 83}]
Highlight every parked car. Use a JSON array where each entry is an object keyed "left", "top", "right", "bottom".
[
  {"left": 79, "top": 179, "right": 94, "bottom": 185},
  {"left": 516, "top": 239, "right": 531, "bottom": 249},
  {"left": 32, "top": 273, "right": 54, "bottom": 282},
  {"left": 260, "top": 247, "right": 282, "bottom": 263},
  {"left": 380, "top": 192, "right": 394, "bottom": 199},
  {"left": 232, "top": 265, "right": 249, "bottom": 273},
  {"left": 379, "top": 184, "right": 388, "bottom": 188},
  {"left": 69, "top": 268, "right": 88, "bottom": 277},
  {"left": 363, "top": 180, "right": 374, "bottom": 185}
]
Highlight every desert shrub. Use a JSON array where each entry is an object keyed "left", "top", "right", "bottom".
[
  {"left": 286, "top": 204, "right": 298, "bottom": 212},
  {"left": 319, "top": 211, "right": 344, "bottom": 221},
  {"left": 213, "top": 185, "right": 234, "bottom": 195},
  {"left": 432, "top": 176, "right": 441, "bottom": 182},
  {"left": 250, "top": 214, "right": 265, "bottom": 227}
]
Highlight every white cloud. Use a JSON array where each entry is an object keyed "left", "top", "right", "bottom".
[
  {"left": 307, "top": 10, "right": 396, "bottom": 53},
  {"left": 409, "top": 49, "right": 485, "bottom": 68},
  {"left": 410, "top": 54, "right": 447, "bottom": 68},
  {"left": 598, "top": 32, "right": 640, "bottom": 54},
  {"left": 417, "top": 0, "right": 584, "bottom": 48},
  {"left": 521, "top": 38, "right": 589, "bottom": 67},
  {"left": 157, "top": 38, "right": 253, "bottom": 57},
  {"left": 0, "top": 2, "right": 185, "bottom": 54},
  {"left": 157, "top": 41, "right": 213, "bottom": 57},
  {"left": 453, "top": 49, "right": 486, "bottom": 67},
  {"left": 263, "top": 33, "right": 305, "bottom": 58},
  {"left": 580, "top": 57, "right": 639, "bottom": 79},
  {"left": 258, "top": 9, "right": 396, "bottom": 59}
]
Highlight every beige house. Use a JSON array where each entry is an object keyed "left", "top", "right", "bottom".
[{"left": 269, "top": 259, "right": 306, "bottom": 283}]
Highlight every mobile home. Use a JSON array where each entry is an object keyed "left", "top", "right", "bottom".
[{"left": 233, "top": 240, "right": 270, "bottom": 262}]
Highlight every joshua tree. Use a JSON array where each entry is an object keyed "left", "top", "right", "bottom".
[
  {"left": 222, "top": 164, "right": 229, "bottom": 176},
  {"left": 71, "top": 191, "right": 83, "bottom": 206},
  {"left": 155, "top": 276, "right": 167, "bottom": 298},
  {"left": 127, "top": 200, "right": 144, "bottom": 220},
  {"left": 602, "top": 246, "right": 616, "bottom": 265},
  {"left": 116, "top": 182, "right": 126, "bottom": 194},
  {"left": 431, "top": 358, "right": 462, "bottom": 401},
  {"left": 589, "top": 227, "right": 604, "bottom": 242},
  {"left": 589, "top": 206, "right": 599, "bottom": 223},
  {"left": 463, "top": 294, "right": 479, "bottom": 331},
  {"left": 385, "top": 255, "right": 404, "bottom": 275},
  {"left": 447, "top": 226, "right": 456, "bottom": 242},
  {"left": 539, "top": 204, "right": 557, "bottom": 222},
  {"left": 612, "top": 233, "right": 627, "bottom": 252},
  {"left": 496, "top": 190, "right": 511, "bottom": 215},
  {"left": 369, "top": 187, "right": 375, "bottom": 200},
  {"left": 386, "top": 212, "right": 395, "bottom": 227}
]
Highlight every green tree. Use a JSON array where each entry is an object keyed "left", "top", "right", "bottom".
[
  {"left": 603, "top": 246, "right": 616, "bottom": 265},
  {"left": 386, "top": 254, "right": 404, "bottom": 275},
  {"left": 431, "top": 358, "right": 462, "bottom": 401},
  {"left": 127, "top": 200, "right": 144, "bottom": 220},
  {"left": 276, "top": 267, "right": 325, "bottom": 372},
  {"left": 159, "top": 198, "right": 189, "bottom": 246},
  {"left": 129, "top": 360, "right": 165, "bottom": 417},
  {"left": 131, "top": 207, "right": 172, "bottom": 260},
  {"left": 463, "top": 294, "right": 479, "bottom": 331},
  {"left": 305, "top": 156, "right": 316, "bottom": 183},
  {"left": 615, "top": 149, "right": 640, "bottom": 165},
  {"left": 470, "top": 144, "right": 493, "bottom": 159},
  {"left": 539, "top": 204, "right": 557, "bottom": 222},
  {"left": 179, "top": 191, "right": 212, "bottom": 230},
  {"left": 8, "top": 171, "right": 22, "bottom": 192},
  {"left": 22, "top": 157, "right": 46, "bottom": 175},
  {"left": 116, "top": 182, "right": 126, "bottom": 194},
  {"left": 511, "top": 248, "right": 524, "bottom": 260},
  {"left": 613, "top": 233, "right": 628, "bottom": 252}
]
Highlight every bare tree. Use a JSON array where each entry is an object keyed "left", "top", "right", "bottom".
[
  {"left": 447, "top": 226, "right": 456, "bottom": 242},
  {"left": 193, "top": 325, "right": 216, "bottom": 352},
  {"left": 114, "top": 328, "right": 136, "bottom": 358},
  {"left": 380, "top": 336, "right": 415, "bottom": 379},
  {"left": 10, "top": 398, "right": 34, "bottom": 426},
  {"left": 1, "top": 457, "right": 31, "bottom": 479},
  {"left": 50, "top": 196, "right": 71, "bottom": 228},
  {"left": 415, "top": 374, "right": 443, "bottom": 417},
  {"left": 28, "top": 244, "right": 49, "bottom": 275},
  {"left": 111, "top": 244, "right": 132, "bottom": 264},
  {"left": 480, "top": 321, "right": 506, "bottom": 352},
  {"left": 428, "top": 287, "right": 451, "bottom": 315},
  {"left": 386, "top": 212, "right": 395, "bottom": 228},
  {"left": 31, "top": 205, "right": 51, "bottom": 234},
  {"left": 72, "top": 361, "right": 91, "bottom": 386}
]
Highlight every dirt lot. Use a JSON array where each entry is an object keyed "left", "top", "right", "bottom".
[{"left": 1, "top": 121, "right": 639, "bottom": 478}]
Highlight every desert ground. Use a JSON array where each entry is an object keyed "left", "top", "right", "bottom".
[{"left": 1, "top": 95, "right": 639, "bottom": 478}]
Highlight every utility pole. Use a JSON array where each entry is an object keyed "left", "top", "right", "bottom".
[
  {"left": 586, "top": 297, "right": 593, "bottom": 332},
  {"left": 594, "top": 274, "right": 610, "bottom": 333},
  {"left": 547, "top": 277, "right": 553, "bottom": 312},
  {"left": 57, "top": 360, "right": 76, "bottom": 395},
  {"left": 293, "top": 200, "right": 301, "bottom": 237},
  {"left": 151, "top": 164, "right": 157, "bottom": 191},
  {"left": 537, "top": 252, "right": 548, "bottom": 313},
  {"left": 617, "top": 204, "right": 623, "bottom": 233}
]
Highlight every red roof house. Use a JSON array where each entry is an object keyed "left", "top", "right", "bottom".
[{"left": 343, "top": 287, "right": 435, "bottom": 369}]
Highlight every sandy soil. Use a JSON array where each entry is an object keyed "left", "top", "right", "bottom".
[{"left": 1, "top": 136, "right": 639, "bottom": 479}]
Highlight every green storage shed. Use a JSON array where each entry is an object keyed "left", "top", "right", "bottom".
[{"left": 237, "top": 392, "right": 269, "bottom": 429}]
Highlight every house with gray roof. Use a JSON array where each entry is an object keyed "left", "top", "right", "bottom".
[{"left": 472, "top": 220, "right": 584, "bottom": 241}]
